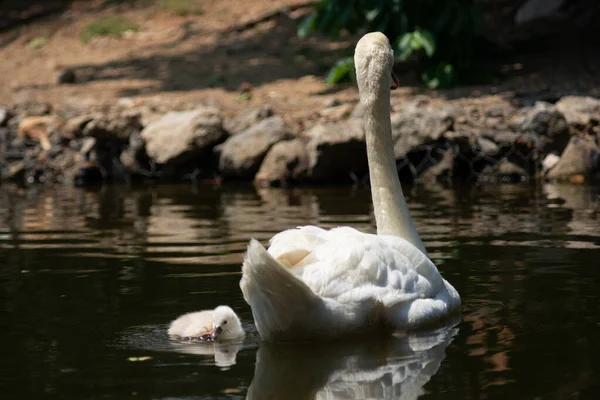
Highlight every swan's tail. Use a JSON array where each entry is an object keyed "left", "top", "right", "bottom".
[{"left": 240, "top": 239, "right": 321, "bottom": 341}]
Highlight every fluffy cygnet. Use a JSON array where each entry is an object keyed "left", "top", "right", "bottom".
[{"left": 168, "top": 305, "right": 244, "bottom": 341}]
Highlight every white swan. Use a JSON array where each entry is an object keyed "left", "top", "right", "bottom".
[
  {"left": 168, "top": 305, "right": 245, "bottom": 341},
  {"left": 240, "top": 32, "right": 461, "bottom": 341}
]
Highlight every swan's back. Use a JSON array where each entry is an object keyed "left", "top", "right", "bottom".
[{"left": 266, "top": 226, "right": 460, "bottom": 329}]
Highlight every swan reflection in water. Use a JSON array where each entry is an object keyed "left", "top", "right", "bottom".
[{"left": 247, "top": 324, "right": 458, "bottom": 400}]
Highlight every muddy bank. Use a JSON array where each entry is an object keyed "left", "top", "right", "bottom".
[{"left": 1, "top": 93, "right": 599, "bottom": 187}]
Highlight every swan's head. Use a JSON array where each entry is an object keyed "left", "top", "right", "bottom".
[
  {"left": 211, "top": 306, "right": 244, "bottom": 341},
  {"left": 354, "top": 32, "right": 399, "bottom": 98}
]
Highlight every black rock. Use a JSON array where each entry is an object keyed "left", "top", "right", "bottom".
[
  {"left": 73, "top": 162, "right": 103, "bottom": 187},
  {"left": 58, "top": 68, "right": 77, "bottom": 84}
]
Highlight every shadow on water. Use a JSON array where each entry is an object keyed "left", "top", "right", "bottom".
[{"left": 0, "top": 182, "right": 600, "bottom": 398}]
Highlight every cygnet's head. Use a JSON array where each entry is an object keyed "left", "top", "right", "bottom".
[
  {"left": 211, "top": 306, "right": 244, "bottom": 341},
  {"left": 354, "top": 32, "right": 399, "bottom": 98}
]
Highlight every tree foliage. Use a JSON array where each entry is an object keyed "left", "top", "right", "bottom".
[{"left": 298, "top": 0, "right": 484, "bottom": 88}]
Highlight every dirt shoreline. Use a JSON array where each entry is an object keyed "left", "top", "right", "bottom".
[
  {"left": 2, "top": 0, "right": 599, "bottom": 115},
  {"left": 1, "top": 1, "right": 599, "bottom": 187}
]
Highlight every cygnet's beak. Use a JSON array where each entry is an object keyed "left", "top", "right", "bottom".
[
  {"left": 211, "top": 325, "right": 223, "bottom": 340},
  {"left": 391, "top": 70, "right": 400, "bottom": 90}
]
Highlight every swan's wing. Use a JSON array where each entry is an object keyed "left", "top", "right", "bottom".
[
  {"left": 295, "top": 227, "right": 444, "bottom": 306},
  {"left": 266, "top": 226, "right": 460, "bottom": 328},
  {"left": 268, "top": 226, "right": 329, "bottom": 269}
]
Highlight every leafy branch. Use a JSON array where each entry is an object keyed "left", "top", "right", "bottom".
[{"left": 298, "top": 0, "right": 485, "bottom": 88}]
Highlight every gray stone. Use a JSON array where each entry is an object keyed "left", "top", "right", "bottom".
[
  {"left": 141, "top": 107, "right": 227, "bottom": 164},
  {"left": 320, "top": 103, "right": 353, "bottom": 121},
  {"left": 419, "top": 148, "right": 454, "bottom": 183},
  {"left": 47, "top": 148, "right": 81, "bottom": 183},
  {"left": 304, "top": 119, "right": 367, "bottom": 181},
  {"left": 511, "top": 102, "right": 568, "bottom": 135},
  {"left": 0, "top": 106, "right": 9, "bottom": 126},
  {"left": 509, "top": 101, "right": 570, "bottom": 153},
  {"left": 483, "top": 130, "right": 521, "bottom": 147},
  {"left": 481, "top": 159, "right": 529, "bottom": 183},
  {"left": 79, "top": 137, "right": 97, "bottom": 156},
  {"left": 84, "top": 110, "right": 142, "bottom": 143},
  {"left": 542, "top": 153, "right": 560, "bottom": 172},
  {"left": 255, "top": 139, "right": 308, "bottom": 186},
  {"left": 2, "top": 160, "right": 26, "bottom": 182},
  {"left": 219, "top": 116, "right": 292, "bottom": 179},
  {"left": 17, "top": 115, "right": 56, "bottom": 151},
  {"left": 120, "top": 131, "right": 148, "bottom": 177},
  {"left": 477, "top": 137, "right": 500, "bottom": 155},
  {"left": 323, "top": 98, "right": 342, "bottom": 108},
  {"left": 515, "top": 0, "right": 566, "bottom": 25},
  {"left": 223, "top": 104, "right": 274, "bottom": 135},
  {"left": 11, "top": 101, "right": 52, "bottom": 118},
  {"left": 391, "top": 101, "right": 454, "bottom": 158},
  {"left": 555, "top": 96, "right": 600, "bottom": 129},
  {"left": 485, "top": 107, "right": 505, "bottom": 119},
  {"left": 546, "top": 136, "right": 600, "bottom": 180},
  {"left": 62, "top": 115, "right": 93, "bottom": 139}
]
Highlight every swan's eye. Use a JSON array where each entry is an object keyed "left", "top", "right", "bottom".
[{"left": 223, "top": 320, "right": 228, "bottom": 325}]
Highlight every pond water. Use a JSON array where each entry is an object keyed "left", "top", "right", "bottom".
[{"left": 1, "top": 183, "right": 599, "bottom": 399}]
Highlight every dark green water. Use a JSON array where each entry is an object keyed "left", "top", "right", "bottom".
[{"left": 1, "top": 183, "right": 599, "bottom": 399}]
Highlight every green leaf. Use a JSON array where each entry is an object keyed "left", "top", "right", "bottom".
[
  {"left": 397, "top": 32, "right": 414, "bottom": 59},
  {"left": 423, "top": 76, "right": 440, "bottom": 89},
  {"left": 421, "top": 62, "right": 455, "bottom": 89},
  {"left": 398, "top": 32, "right": 411, "bottom": 49},
  {"left": 365, "top": 8, "right": 379, "bottom": 22},
  {"left": 410, "top": 34, "right": 422, "bottom": 51},
  {"left": 416, "top": 29, "right": 436, "bottom": 57},
  {"left": 297, "top": 13, "right": 317, "bottom": 38},
  {"left": 300, "top": 0, "right": 486, "bottom": 89},
  {"left": 27, "top": 36, "right": 49, "bottom": 50},
  {"left": 324, "top": 57, "right": 355, "bottom": 85}
]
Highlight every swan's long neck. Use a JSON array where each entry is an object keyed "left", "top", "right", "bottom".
[{"left": 363, "top": 93, "right": 427, "bottom": 255}]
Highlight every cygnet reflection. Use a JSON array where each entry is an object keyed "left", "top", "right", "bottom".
[
  {"left": 169, "top": 340, "right": 244, "bottom": 369},
  {"left": 247, "top": 326, "right": 457, "bottom": 400},
  {"left": 114, "top": 324, "right": 245, "bottom": 369}
]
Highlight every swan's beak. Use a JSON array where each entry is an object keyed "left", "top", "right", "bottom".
[
  {"left": 211, "top": 325, "right": 223, "bottom": 340},
  {"left": 391, "top": 70, "right": 400, "bottom": 90}
]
